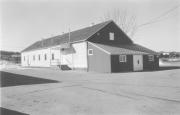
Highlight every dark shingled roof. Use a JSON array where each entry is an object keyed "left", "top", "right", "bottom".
[
  {"left": 92, "top": 43, "right": 158, "bottom": 55},
  {"left": 22, "top": 20, "right": 158, "bottom": 55},
  {"left": 22, "top": 20, "right": 112, "bottom": 52}
]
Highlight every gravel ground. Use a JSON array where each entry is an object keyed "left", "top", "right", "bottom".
[{"left": 1, "top": 67, "right": 180, "bottom": 115}]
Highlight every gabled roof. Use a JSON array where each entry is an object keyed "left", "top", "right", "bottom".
[
  {"left": 22, "top": 20, "right": 112, "bottom": 52},
  {"left": 92, "top": 42, "right": 158, "bottom": 55}
]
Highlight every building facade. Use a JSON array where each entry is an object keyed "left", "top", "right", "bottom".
[{"left": 21, "top": 20, "right": 159, "bottom": 73}]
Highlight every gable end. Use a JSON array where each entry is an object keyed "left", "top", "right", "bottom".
[{"left": 87, "top": 21, "right": 133, "bottom": 45}]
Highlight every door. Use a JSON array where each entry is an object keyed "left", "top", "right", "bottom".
[{"left": 133, "top": 55, "right": 143, "bottom": 71}]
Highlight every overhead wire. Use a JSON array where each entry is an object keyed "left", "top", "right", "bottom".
[{"left": 137, "top": 5, "right": 180, "bottom": 28}]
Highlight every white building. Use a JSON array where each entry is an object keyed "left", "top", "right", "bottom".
[{"left": 21, "top": 20, "right": 159, "bottom": 73}]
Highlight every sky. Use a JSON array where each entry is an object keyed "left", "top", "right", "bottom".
[{"left": 1, "top": 0, "right": 180, "bottom": 52}]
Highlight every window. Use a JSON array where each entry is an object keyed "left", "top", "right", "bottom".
[
  {"left": 61, "top": 48, "right": 65, "bottom": 51},
  {"left": 38, "top": 54, "right": 40, "bottom": 61},
  {"left": 33, "top": 55, "right": 35, "bottom": 61},
  {"left": 24, "top": 56, "right": 25, "bottom": 61},
  {"left": 44, "top": 54, "right": 47, "bottom": 60},
  {"left": 52, "top": 53, "right": 54, "bottom": 60},
  {"left": 109, "top": 32, "right": 114, "bottom": 40},
  {"left": 148, "top": 55, "right": 154, "bottom": 61},
  {"left": 119, "top": 55, "right": 126, "bottom": 62},
  {"left": 88, "top": 49, "right": 93, "bottom": 55}
]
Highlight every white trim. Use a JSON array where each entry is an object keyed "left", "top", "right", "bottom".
[
  {"left": 88, "top": 42, "right": 111, "bottom": 55},
  {"left": 119, "top": 55, "right": 127, "bottom": 62}
]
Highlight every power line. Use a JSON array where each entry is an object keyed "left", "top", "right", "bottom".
[{"left": 137, "top": 5, "right": 180, "bottom": 28}]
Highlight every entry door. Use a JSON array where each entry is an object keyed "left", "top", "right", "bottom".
[{"left": 133, "top": 55, "right": 143, "bottom": 71}]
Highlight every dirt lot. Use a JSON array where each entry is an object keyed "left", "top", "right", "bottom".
[{"left": 1, "top": 67, "right": 180, "bottom": 115}]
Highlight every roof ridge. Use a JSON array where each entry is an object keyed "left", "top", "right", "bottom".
[
  {"left": 22, "top": 20, "right": 113, "bottom": 52},
  {"left": 46, "top": 20, "right": 113, "bottom": 41},
  {"left": 84, "top": 20, "right": 112, "bottom": 41}
]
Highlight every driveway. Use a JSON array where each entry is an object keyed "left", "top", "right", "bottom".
[{"left": 1, "top": 67, "right": 180, "bottom": 115}]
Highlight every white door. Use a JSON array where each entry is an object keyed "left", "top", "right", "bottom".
[{"left": 133, "top": 55, "right": 143, "bottom": 71}]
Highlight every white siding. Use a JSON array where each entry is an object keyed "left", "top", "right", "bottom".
[
  {"left": 21, "top": 48, "right": 51, "bottom": 67},
  {"left": 61, "top": 42, "right": 88, "bottom": 69},
  {"left": 21, "top": 42, "right": 88, "bottom": 69},
  {"left": 50, "top": 49, "right": 61, "bottom": 66}
]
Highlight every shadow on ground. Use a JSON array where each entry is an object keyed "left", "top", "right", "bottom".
[
  {"left": 0, "top": 71, "right": 59, "bottom": 87},
  {"left": 158, "top": 66, "right": 180, "bottom": 70},
  {"left": 0, "top": 107, "right": 29, "bottom": 115},
  {"left": 111, "top": 66, "right": 180, "bottom": 73},
  {"left": 144, "top": 66, "right": 180, "bottom": 72}
]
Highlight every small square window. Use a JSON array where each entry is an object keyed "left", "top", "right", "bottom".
[
  {"left": 148, "top": 55, "right": 154, "bottom": 61},
  {"left": 88, "top": 49, "right": 93, "bottom": 55},
  {"left": 119, "top": 55, "right": 126, "bottom": 62},
  {"left": 109, "top": 32, "right": 114, "bottom": 40}
]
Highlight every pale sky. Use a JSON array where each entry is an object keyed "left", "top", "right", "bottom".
[{"left": 1, "top": 0, "right": 180, "bottom": 52}]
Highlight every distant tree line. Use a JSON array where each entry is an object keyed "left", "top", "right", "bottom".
[{"left": 0, "top": 50, "right": 21, "bottom": 63}]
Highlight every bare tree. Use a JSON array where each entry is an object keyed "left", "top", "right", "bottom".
[{"left": 103, "top": 9, "right": 137, "bottom": 37}]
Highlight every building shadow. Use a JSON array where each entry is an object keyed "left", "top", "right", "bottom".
[
  {"left": 1, "top": 107, "right": 29, "bottom": 115},
  {"left": 111, "top": 66, "right": 180, "bottom": 73},
  {"left": 0, "top": 71, "right": 59, "bottom": 87},
  {"left": 158, "top": 66, "right": 180, "bottom": 70},
  {"left": 143, "top": 66, "right": 180, "bottom": 72}
]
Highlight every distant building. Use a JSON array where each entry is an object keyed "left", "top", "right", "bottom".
[{"left": 21, "top": 20, "right": 159, "bottom": 73}]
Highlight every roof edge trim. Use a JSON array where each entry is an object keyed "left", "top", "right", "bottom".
[{"left": 88, "top": 42, "right": 111, "bottom": 55}]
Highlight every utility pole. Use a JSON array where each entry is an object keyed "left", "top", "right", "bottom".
[{"left": 68, "top": 28, "right": 71, "bottom": 45}]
